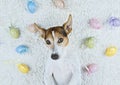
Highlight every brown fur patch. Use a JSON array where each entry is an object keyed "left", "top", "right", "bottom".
[
  {"left": 34, "top": 14, "right": 72, "bottom": 49},
  {"left": 44, "top": 26, "right": 69, "bottom": 48}
]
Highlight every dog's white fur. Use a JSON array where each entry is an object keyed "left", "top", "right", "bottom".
[{"left": 44, "top": 36, "right": 81, "bottom": 85}]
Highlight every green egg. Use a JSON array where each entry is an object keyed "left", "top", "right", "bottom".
[
  {"left": 84, "top": 37, "right": 95, "bottom": 48},
  {"left": 9, "top": 25, "right": 20, "bottom": 39}
]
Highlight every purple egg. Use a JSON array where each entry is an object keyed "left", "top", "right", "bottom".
[{"left": 108, "top": 17, "right": 120, "bottom": 27}]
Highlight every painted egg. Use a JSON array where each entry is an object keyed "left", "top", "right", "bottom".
[
  {"left": 16, "top": 45, "right": 29, "bottom": 54},
  {"left": 85, "top": 63, "right": 97, "bottom": 75},
  {"left": 84, "top": 37, "right": 95, "bottom": 48},
  {"left": 28, "top": 24, "right": 38, "bottom": 33},
  {"left": 108, "top": 17, "right": 120, "bottom": 27},
  {"left": 17, "top": 63, "right": 30, "bottom": 74},
  {"left": 52, "top": 0, "right": 65, "bottom": 9},
  {"left": 9, "top": 25, "right": 20, "bottom": 39},
  {"left": 27, "top": 0, "right": 37, "bottom": 13},
  {"left": 89, "top": 18, "right": 102, "bottom": 29},
  {"left": 105, "top": 46, "right": 117, "bottom": 57}
]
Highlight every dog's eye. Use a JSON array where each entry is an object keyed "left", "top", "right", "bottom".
[
  {"left": 46, "top": 40, "right": 51, "bottom": 45},
  {"left": 58, "top": 38, "right": 63, "bottom": 43}
]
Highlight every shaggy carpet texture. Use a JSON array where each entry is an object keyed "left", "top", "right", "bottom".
[{"left": 0, "top": 0, "right": 120, "bottom": 85}]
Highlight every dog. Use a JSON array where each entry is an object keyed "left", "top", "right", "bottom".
[{"left": 34, "top": 14, "right": 81, "bottom": 85}]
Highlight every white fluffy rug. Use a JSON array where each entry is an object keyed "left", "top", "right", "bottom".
[{"left": 0, "top": 0, "right": 120, "bottom": 85}]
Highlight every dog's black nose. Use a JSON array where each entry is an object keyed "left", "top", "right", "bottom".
[{"left": 51, "top": 53, "right": 59, "bottom": 60}]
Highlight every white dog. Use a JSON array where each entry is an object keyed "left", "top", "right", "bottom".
[{"left": 34, "top": 15, "right": 81, "bottom": 85}]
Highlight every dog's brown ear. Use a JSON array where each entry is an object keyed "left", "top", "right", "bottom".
[
  {"left": 63, "top": 14, "right": 72, "bottom": 34},
  {"left": 34, "top": 23, "right": 46, "bottom": 38}
]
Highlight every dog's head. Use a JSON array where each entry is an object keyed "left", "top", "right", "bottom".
[{"left": 34, "top": 15, "right": 72, "bottom": 60}]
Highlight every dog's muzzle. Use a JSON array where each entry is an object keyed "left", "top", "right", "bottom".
[{"left": 51, "top": 53, "right": 59, "bottom": 60}]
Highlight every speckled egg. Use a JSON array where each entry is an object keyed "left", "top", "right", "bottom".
[
  {"left": 16, "top": 45, "right": 29, "bottom": 54},
  {"left": 27, "top": 0, "right": 37, "bottom": 13},
  {"left": 17, "top": 63, "right": 30, "bottom": 74},
  {"left": 89, "top": 18, "right": 102, "bottom": 29},
  {"left": 9, "top": 25, "right": 20, "bottom": 39},
  {"left": 84, "top": 37, "right": 95, "bottom": 48},
  {"left": 52, "top": 0, "right": 65, "bottom": 9},
  {"left": 108, "top": 17, "right": 120, "bottom": 27},
  {"left": 105, "top": 46, "right": 117, "bottom": 56}
]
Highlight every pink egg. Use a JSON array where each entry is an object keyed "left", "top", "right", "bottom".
[
  {"left": 85, "top": 63, "right": 98, "bottom": 75},
  {"left": 28, "top": 24, "right": 38, "bottom": 33},
  {"left": 89, "top": 18, "right": 102, "bottom": 29}
]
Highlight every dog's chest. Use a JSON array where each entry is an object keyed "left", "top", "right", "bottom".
[{"left": 51, "top": 60, "right": 73, "bottom": 84}]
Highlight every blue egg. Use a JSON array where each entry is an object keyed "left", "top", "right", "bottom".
[
  {"left": 16, "top": 45, "right": 29, "bottom": 54},
  {"left": 27, "top": 0, "right": 37, "bottom": 13},
  {"left": 108, "top": 17, "right": 120, "bottom": 27}
]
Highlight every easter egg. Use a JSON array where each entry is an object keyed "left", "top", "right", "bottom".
[
  {"left": 28, "top": 24, "right": 38, "bottom": 33},
  {"left": 17, "top": 63, "right": 30, "bottom": 74},
  {"left": 84, "top": 37, "right": 95, "bottom": 48},
  {"left": 105, "top": 46, "right": 117, "bottom": 56},
  {"left": 89, "top": 18, "right": 102, "bottom": 29},
  {"left": 108, "top": 17, "right": 120, "bottom": 27},
  {"left": 52, "top": 0, "right": 65, "bottom": 9},
  {"left": 9, "top": 25, "right": 20, "bottom": 39},
  {"left": 85, "top": 63, "right": 98, "bottom": 75},
  {"left": 27, "top": 0, "right": 37, "bottom": 13},
  {"left": 16, "top": 45, "right": 29, "bottom": 54}
]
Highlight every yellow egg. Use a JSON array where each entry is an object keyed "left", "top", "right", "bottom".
[
  {"left": 17, "top": 63, "right": 30, "bottom": 74},
  {"left": 105, "top": 46, "right": 117, "bottom": 57}
]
